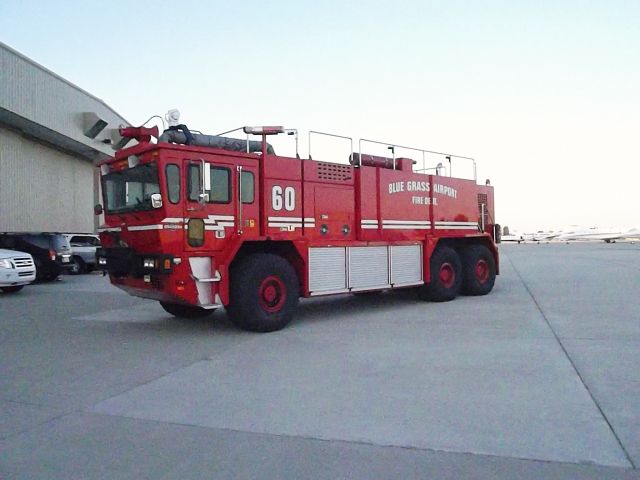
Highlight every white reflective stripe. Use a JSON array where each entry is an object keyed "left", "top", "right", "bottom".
[
  {"left": 303, "top": 217, "right": 315, "bottom": 223},
  {"left": 434, "top": 225, "right": 478, "bottom": 230},
  {"left": 128, "top": 224, "right": 164, "bottom": 231},
  {"left": 204, "top": 225, "right": 224, "bottom": 231},
  {"left": 208, "top": 215, "right": 235, "bottom": 221},
  {"left": 161, "top": 217, "right": 184, "bottom": 223},
  {"left": 382, "top": 225, "right": 430, "bottom": 230},
  {"left": 97, "top": 227, "right": 122, "bottom": 232},
  {"left": 434, "top": 221, "right": 478, "bottom": 226},
  {"left": 304, "top": 224, "right": 316, "bottom": 228},
  {"left": 269, "top": 216, "right": 303, "bottom": 222},
  {"left": 361, "top": 219, "right": 379, "bottom": 225},
  {"left": 204, "top": 219, "right": 235, "bottom": 224},
  {"left": 268, "top": 222, "right": 301, "bottom": 228},
  {"left": 361, "top": 225, "right": 379, "bottom": 229},
  {"left": 383, "top": 219, "right": 430, "bottom": 225}
]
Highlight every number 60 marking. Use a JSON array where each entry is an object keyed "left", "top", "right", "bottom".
[{"left": 272, "top": 186, "right": 295, "bottom": 211}]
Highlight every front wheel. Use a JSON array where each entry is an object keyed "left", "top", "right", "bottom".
[
  {"left": 461, "top": 245, "right": 496, "bottom": 296},
  {"left": 422, "top": 246, "right": 462, "bottom": 302},
  {"left": 160, "top": 301, "right": 213, "bottom": 318},
  {"left": 228, "top": 253, "right": 300, "bottom": 332}
]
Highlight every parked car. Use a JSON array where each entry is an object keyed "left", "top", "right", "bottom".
[
  {"left": 0, "top": 233, "right": 72, "bottom": 281},
  {"left": 0, "top": 248, "right": 36, "bottom": 293},
  {"left": 63, "top": 233, "right": 101, "bottom": 274}
]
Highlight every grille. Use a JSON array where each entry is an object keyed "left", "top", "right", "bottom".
[
  {"left": 19, "top": 271, "right": 35, "bottom": 277},
  {"left": 316, "top": 162, "right": 352, "bottom": 181},
  {"left": 13, "top": 257, "right": 34, "bottom": 268}
]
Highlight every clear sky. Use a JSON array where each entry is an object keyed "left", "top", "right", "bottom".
[{"left": 2, "top": 0, "right": 639, "bottom": 232}]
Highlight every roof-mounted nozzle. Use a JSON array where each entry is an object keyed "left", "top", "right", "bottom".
[{"left": 119, "top": 126, "right": 159, "bottom": 143}]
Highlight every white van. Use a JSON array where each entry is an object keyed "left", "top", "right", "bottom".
[{"left": 0, "top": 249, "right": 36, "bottom": 293}]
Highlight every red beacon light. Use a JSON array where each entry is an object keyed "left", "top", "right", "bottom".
[{"left": 119, "top": 125, "right": 159, "bottom": 143}]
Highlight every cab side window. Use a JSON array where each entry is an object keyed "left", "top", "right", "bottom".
[
  {"left": 187, "top": 164, "right": 230, "bottom": 203},
  {"left": 166, "top": 164, "right": 180, "bottom": 204},
  {"left": 241, "top": 171, "right": 254, "bottom": 204}
]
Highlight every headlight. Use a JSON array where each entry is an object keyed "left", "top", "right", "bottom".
[
  {"left": 143, "top": 258, "right": 155, "bottom": 268},
  {"left": 0, "top": 259, "right": 13, "bottom": 269}
]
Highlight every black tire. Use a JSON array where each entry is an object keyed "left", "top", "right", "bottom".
[
  {"left": 160, "top": 301, "right": 213, "bottom": 318},
  {"left": 69, "top": 256, "right": 86, "bottom": 275},
  {"left": 34, "top": 257, "right": 45, "bottom": 282},
  {"left": 461, "top": 244, "right": 496, "bottom": 296},
  {"left": 228, "top": 253, "right": 299, "bottom": 332},
  {"left": 422, "top": 246, "right": 462, "bottom": 302},
  {"left": 1, "top": 285, "right": 24, "bottom": 293}
]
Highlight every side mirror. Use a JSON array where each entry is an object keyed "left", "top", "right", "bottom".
[
  {"left": 94, "top": 204, "right": 103, "bottom": 215},
  {"left": 150, "top": 193, "right": 163, "bottom": 209}
]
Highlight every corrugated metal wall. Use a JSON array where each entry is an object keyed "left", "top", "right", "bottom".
[
  {"left": 0, "top": 127, "right": 94, "bottom": 232},
  {"left": 0, "top": 42, "right": 129, "bottom": 156}
]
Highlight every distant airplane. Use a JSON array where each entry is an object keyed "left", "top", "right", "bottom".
[
  {"left": 501, "top": 233, "right": 524, "bottom": 243},
  {"left": 556, "top": 226, "right": 624, "bottom": 243},
  {"left": 500, "top": 227, "right": 640, "bottom": 244},
  {"left": 622, "top": 228, "right": 640, "bottom": 240}
]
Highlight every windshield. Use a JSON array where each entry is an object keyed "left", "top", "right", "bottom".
[{"left": 102, "top": 162, "right": 160, "bottom": 214}]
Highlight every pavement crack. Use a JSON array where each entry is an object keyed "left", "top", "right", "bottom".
[{"left": 507, "top": 254, "right": 636, "bottom": 469}]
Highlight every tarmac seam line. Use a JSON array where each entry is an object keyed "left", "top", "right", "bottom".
[
  {"left": 507, "top": 254, "right": 636, "bottom": 469},
  {"left": 86, "top": 410, "right": 636, "bottom": 471}
]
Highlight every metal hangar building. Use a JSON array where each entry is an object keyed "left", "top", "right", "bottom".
[{"left": 0, "top": 41, "right": 129, "bottom": 233}]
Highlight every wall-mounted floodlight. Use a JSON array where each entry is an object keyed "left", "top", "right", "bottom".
[
  {"left": 110, "top": 128, "right": 132, "bottom": 150},
  {"left": 83, "top": 112, "right": 108, "bottom": 139}
]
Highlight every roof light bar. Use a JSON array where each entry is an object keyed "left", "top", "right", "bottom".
[{"left": 243, "top": 126, "right": 285, "bottom": 135}]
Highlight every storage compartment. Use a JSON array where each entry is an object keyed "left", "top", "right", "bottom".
[
  {"left": 390, "top": 245, "right": 422, "bottom": 286},
  {"left": 349, "top": 246, "right": 389, "bottom": 290},
  {"left": 308, "top": 247, "right": 347, "bottom": 294}
]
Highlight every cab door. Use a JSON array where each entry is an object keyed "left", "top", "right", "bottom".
[
  {"left": 183, "top": 156, "right": 259, "bottom": 252},
  {"left": 234, "top": 160, "right": 260, "bottom": 240}
]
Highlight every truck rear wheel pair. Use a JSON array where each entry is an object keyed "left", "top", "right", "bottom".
[{"left": 423, "top": 245, "right": 496, "bottom": 301}]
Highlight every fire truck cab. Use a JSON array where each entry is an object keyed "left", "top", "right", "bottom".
[{"left": 96, "top": 116, "right": 498, "bottom": 332}]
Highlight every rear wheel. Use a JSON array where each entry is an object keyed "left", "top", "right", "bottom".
[
  {"left": 422, "top": 246, "right": 462, "bottom": 302},
  {"left": 461, "top": 244, "right": 496, "bottom": 295},
  {"left": 160, "top": 301, "right": 213, "bottom": 318},
  {"left": 228, "top": 253, "right": 299, "bottom": 332},
  {"left": 1, "top": 286, "right": 24, "bottom": 293}
]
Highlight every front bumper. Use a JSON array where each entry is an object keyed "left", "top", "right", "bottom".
[{"left": 0, "top": 268, "right": 36, "bottom": 286}]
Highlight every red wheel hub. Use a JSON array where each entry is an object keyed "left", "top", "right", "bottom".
[
  {"left": 258, "top": 275, "right": 286, "bottom": 313},
  {"left": 439, "top": 263, "right": 455, "bottom": 289},
  {"left": 475, "top": 260, "right": 489, "bottom": 283}
]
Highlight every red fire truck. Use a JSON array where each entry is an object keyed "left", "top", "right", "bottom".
[{"left": 96, "top": 116, "right": 499, "bottom": 332}]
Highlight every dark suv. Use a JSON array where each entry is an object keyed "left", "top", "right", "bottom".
[{"left": 0, "top": 233, "right": 73, "bottom": 281}]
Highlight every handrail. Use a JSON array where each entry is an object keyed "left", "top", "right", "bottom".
[
  {"left": 308, "top": 131, "right": 353, "bottom": 161},
  {"left": 359, "top": 138, "right": 475, "bottom": 180},
  {"left": 215, "top": 127, "right": 477, "bottom": 181}
]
